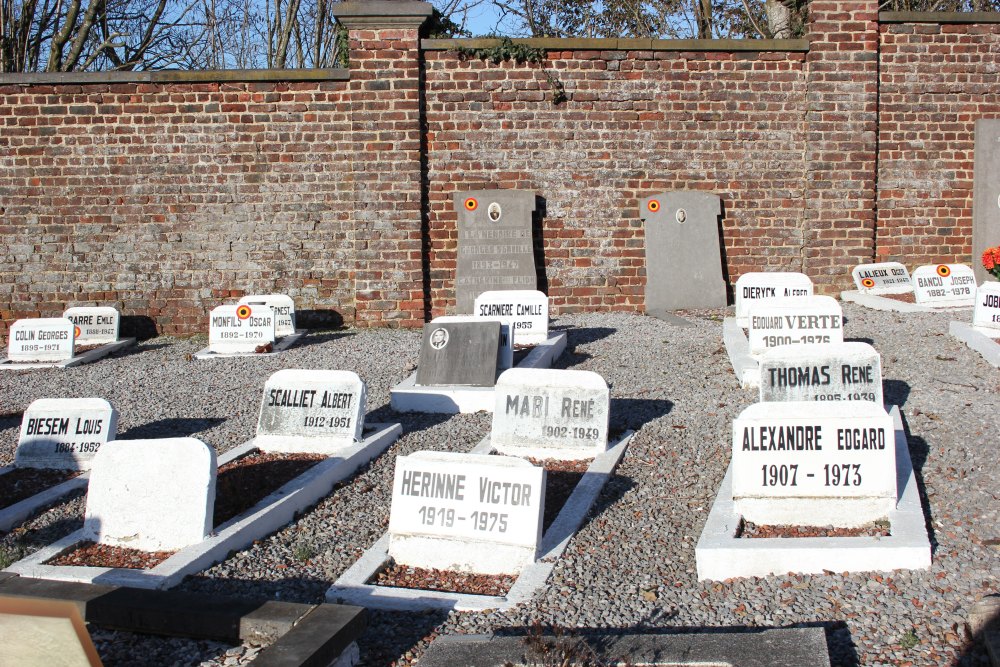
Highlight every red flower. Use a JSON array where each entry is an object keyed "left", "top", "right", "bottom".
[{"left": 985, "top": 249, "right": 996, "bottom": 271}]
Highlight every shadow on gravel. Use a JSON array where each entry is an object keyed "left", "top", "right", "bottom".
[
  {"left": 285, "top": 330, "right": 356, "bottom": 351},
  {"left": 0, "top": 412, "right": 22, "bottom": 433},
  {"left": 118, "top": 417, "right": 227, "bottom": 440},
  {"left": 610, "top": 398, "right": 673, "bottom": 431},
  {"left": 960, "top": 597, "right": 999, "bottom": 667},
  {"left": 883, "top": 380, "right": 911, "bottom": 407},
  {"left": 358, "top": 608, "right": 451, "bottom": 667},
  {"left": 176, "top": 573, "right": 334, "bottom": 606},
  {"left": 372, "top": 406, "right": 455, "bottom": 435},
  {"left": 844, "top": 336, "right": 874, "bottom": 347},
  {"left": 552, "top": 327, "right": 618, "bottom": 370},
  {"left": 896, "top": 411, "right": 938, "bottom": 554}
]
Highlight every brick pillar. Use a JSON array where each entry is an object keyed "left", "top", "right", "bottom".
[
  {"left": 334, "top": 1, "right": 433, "bottom": 327},
  {"left": 803, "top": 0, "right": 880, "bottom": 292}
]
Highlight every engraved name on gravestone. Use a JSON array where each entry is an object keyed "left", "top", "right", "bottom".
[
  {"left": 492, "top": 368, "right": 609, "bottom": 459},
  {"left": 454, "top": 190, "right": 537, "bottom": 313},
  {"left": 256, "top": 369, "right": 366, "bottom": 453},
  {"left": 639, "top": 191, "right": 727, "bottom": 310},
  {"left": 15, "top": 398, "right": 118, "bottom": 470},
  {"left": 237, "top": 294, "right": 295, "bottom": 337},
  {"left": 434, "top": 315, "right": 512, "bottom": 369},
  {"left": 851, "top": 262, "right": 913, "bottom": 295},
  {"left": 208, "top": 304, "right": 275, "bottom": 353},
  {"left": 82, "top": 438, "right": 216, "bottom": 551},
  {"left": 7, "top": 318, "right": 75, "bottom": 362},
  {"left": 734, "top": 273, "right": 814, "bottom": 327},
  {"left": 973, "top": 281, "right": 1000, "bottom": 337},
  {"left": 912, "top": 264, "right": 977, "bottom": 307},
  {"left": 747, "top": 296, "right": 844, "bottom": 357},
  {"left": 759, "top": 343, "right": 883, "bottom": 405},
  {"left": 415, "top": 321, "right": 502, "bottom": 387},
  {"left": 474, "top": 290, "right": 549, "bottom": 346},
  {"left": 63, "top": 307, "right": 120, "bottom": 345},
  {"left": 972, "top": 119, "right": 1000, "bottom": 284},
  {"left": 388, "top": 451, "right": 545, "bottom": 574},
  {"left": 732, "top": 401, "right": 895, "bottom": 527}
]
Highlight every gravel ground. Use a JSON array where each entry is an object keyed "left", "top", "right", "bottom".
[{"left": 0, "top": 306, "right": 997, "bottom": 666}]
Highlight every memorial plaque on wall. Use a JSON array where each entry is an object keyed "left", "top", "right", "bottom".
[
  {"left": 256, "top": 369, "right": 366, "bottom": 452},
  {"left": 973, "top": 281, "right": 1000, "bottom": 336},
  {"left": 734, "top": 273, "right": 814, "bottom": 327},
  {"left": 973, "top": 119, "right": 1000, "bottom": 284},
  {"left": 63, "top": 307, "right": 120, "bottom": 345},
  {"left": 414, "top": 321, "right": 501, "bottom": 387},
  {"left": 851, "top": 262, "right": 913, "bottom": 295},
  {"left": 639, "top": 191, "right": 726, "bottom": 310},
  {"left": 759, "top": 342, "right": 883, "bottom": 405},
  {"left": 7, "top": 318, "right": 75, "bottom": 362},
  {"left": 911, "top": 264, "right": 976, "bottom": 307},
  {"left": 454, "top": 190, "right": 537, "bottom": 313},
  {"left": 15, "top": 398, "right": 119, "bottom": 470}
]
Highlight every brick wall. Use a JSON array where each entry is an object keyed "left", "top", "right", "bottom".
[{"left": 877, "top": 15, "right": 1000, "bottom": 267}]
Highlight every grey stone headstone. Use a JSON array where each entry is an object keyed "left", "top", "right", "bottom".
[
  {"left": 415, "top": 321, "right": 501, "bottom": 387},
  {"left": 973, "top": 119, "right": 1000, "bottom": 284},
  {"left": 639, "top": 191, "right": 726, "bottom": 311},
  {"left": 454, "top": 190, "right": 537, "bottom": 314}
]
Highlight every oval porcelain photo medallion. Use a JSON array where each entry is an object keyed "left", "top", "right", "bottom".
[
  {"left": 429, "top": 327, "right": 449, "bottom": 350},
  {"left": 675, "top": 208, "right": 687, "bottom": 224},
  {"left": 488, "top": 202, "right": 502, "bottom": 222}
]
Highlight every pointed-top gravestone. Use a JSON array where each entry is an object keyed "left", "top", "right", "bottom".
[
  {"left": 474, "top": 290, "right": 549, "bottom": 346},
  {"left": 851, "top": 262, "right": 913, "bottom": 295},
  {"left": 6, "top": 318, "right": 75, "bottom": 362},
  {"left": 15, "top": 398, "right": 118, "bottom": 470},
  {"left": 911, "top": 264, "right": 977, "bottom": 307},
  {"left": 207, "top": 304, "right": 276, "bottom": 353},
  {"left": 82, "top": 438, "right": 216, "bottom": 551},
  {"left": 62, "top": 307, "right": 120, "bottom": 345},
  {"left": 255, "top": 369, "right": 367, "bottom": 453},
  {"left": 454, "top": 190, "right": 537, "bottom": 313},
  {"left": 639, "top": 191, "right": 726, "bottom": 311},
  {"left": 734, "top": 273, "right": 813, "bottom": 327},
  {"left": 237, "top": 294, "right": 296, "bottom": 337}
]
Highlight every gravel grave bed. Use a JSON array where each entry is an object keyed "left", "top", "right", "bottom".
[
  {"left": 47, "top": 540, "right": 175, "bottom": 568},
  {"left": 0, "top": 467, "right": 79, "bottom": 508},
  {"left": 737, "top": 519, "right": 892, "bottom": 539},
  {"left": 0, "top": 312, "right": 996, "bottom": 666}
]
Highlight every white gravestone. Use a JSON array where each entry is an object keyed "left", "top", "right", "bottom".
[
  {"left": 734, "top": 273, "right": 814, "bottom": 327},
  {"left": 208, "top": 304, "right": 275, "bottom": 354},
  {"left": 973, "top": 282, "right": 1000, "bottom": 337},
  {"left": 255, "top": 369, "right": 366, "bottom": 453},
  {"left": 237, "top": 294, "right": 296, "bottom": 337},
  {"left": 7, "top": 318, "right": 75, "bottom": 362},
  {"left": 474, "top": 290, "right": 549, "bottom": 346},
  {"left": 388, "top": 451, "right": 545, "bottom": 574},
  {"left": 911, "top": 264, "right": 977, "bottom": 307},
  {"left": 851, "top": 262, "right": 913, "bottom": 295},
  {"left": 15, "top": 398, "right": 118, "bottom": 470},
  {"left": 491, "top": 368, "right": 609, "bottom": 460},
  {"left": 82, "top": 438, "right": 216, "bottom": 551},
  {"left": 732, "top": 401, "right": 895, "bottom": 528},
  {"left": 62, "top": 307, "right": 120, "bottom": 345},
  {"left": 759, "top": 343, "right": 883, "bottom": 405},
  {"left": 433, "top": 315, "right": 513, "bottom": 370},
  {"left": 747, "top": 296, "right": 844, "bottom": 357}
]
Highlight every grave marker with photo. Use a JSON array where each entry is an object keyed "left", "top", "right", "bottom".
[
  {"left": 759, "top": 343, "right": 883, "bottom": 405},
  {"left": 414, "top": 321, "right": 502, "bottom": 387},
  {"left": 433, "top": 315, "right": 512, "bottom": 370},
  {"left": 62, "top": 307, "right": 120, "bottom": 345},
  {"left": 15, "top": 398, "right": 118, "bottom": 470},
  {"left": 474, "top": 290, "right": 549, "bottom": 346}
]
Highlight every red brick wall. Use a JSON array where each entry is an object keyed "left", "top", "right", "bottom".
[{"left": 877, "top": 18, "right": 1000, "bottom": 267}]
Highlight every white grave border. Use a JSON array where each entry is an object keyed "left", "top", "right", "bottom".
[
  {"left": 949, "top": 320, "right": 1000, "bottom": 368},
  {"left": 4, "top": 422, "right": 402, "bottom": 589},
  {"left": 325, "top": 428, "right": 635, "bottom": 612},
  {"left": 694, "top": 406, "right": 931, "bottom": 580}
]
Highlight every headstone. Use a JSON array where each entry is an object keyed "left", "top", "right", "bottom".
[
  {"left": 82, "top": 438, "right": 216, "bottom": 551},
  {"left": 851, "top": 262, "right": 913, "bottom": 295},
  {"left": 388, "top": 451, "right": 545, "bottom": 574},
  {"left": 972, "top": 281, "right": 1000, "bottom": 337},
  {"left": 433, "top": 315, "right": 512, "bottom": 369},
  {"left": 747, "top": 296, "right": 844, "bottom": 357},
  {"left": 911, "top": 264, "right": 977, "bottom": 307},
  {"left": 62, "top": 307, "right": 120, "bottom": 345},
  {"left": 972, "top": 119, "right": 1000, "bottom": 284},
  {"left": 255, "top": 369, "right": 367, "bottom": 453},
  {"left": 732, "top": 401, "right": 895, "bottom": 527},
  {"left": 237, "top": 294, "right": 296, "bottom": 337},
  {"left": 639, "top": 191, "right": 727, "bottom": 310},
  {"left": 454, "top": 190, "right": 537, "bottom": 313},
  {"left": 491, "top": 368, "right": 610, "bottom": 459},
  {"left": 734, "top": 273, "right": 814, "bottom": 326},
  {"left": 6, "top": 318, "right": 75, "bottom": 362},
  {"left": 414, "top": 321, "right": 501, "bottom": 387},
  {"left": 474, "top": 290, "right": 549, "bottom": 346},
  {"left": 759, "top": 343, "right": 883, "bottom": 405},
  {"left": 15, "top": 398, "right": 119, "bottom": 470},
  {"left": 207, "top": 304, "right": 275, "bottom": 353}
]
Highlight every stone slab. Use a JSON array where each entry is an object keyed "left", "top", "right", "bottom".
[
  {"left": 491, "top": 368, "right": 610, "bottom": 459},
  {"left": 7, "top": 318, "right": 74, "bottom": 362},
  {"left": 417, "top": 628, "right": 831, "bottom": 667},
  {"left": 950, "top": 321, "right": 1000, "bottom": 368},
  {"left": 473, "top": 290, "right": 549, "bottom": 346},
  {"left": 431, "top": 316, "right": 512, "bottom": 370},
  {"left": 454, "top": 190, "right": 537, "bottom": 313},
  {"left": 734, "top": 273, "right": 813, "bottom": 327},
  {"left": 326, "top": 431, "right": 633, "bottom": 612},
  {"left": 696, "top": 406, "right": 931, "bottom": 580},
  {"left": 415, "top": 321, "right": 501, "bottom": 387},
  {"left": 912, "top": 264, "right": 977, "bottom": 307},
  {"left": 973, "top": 119, "right": 1000, "bottom": 284},
  {"left": 63, "top": 307, "right": 121, "bottom": 345},
  {"left": 16, "top": 398, "right": 118, "bottom": 471},
  {"left": 253, "top": 604, "right": 367, "bottom": 667},
  {"left": 0, "top": 338, "right": 135, "bottom": 370},
  {"left": 851, "top": 262, "right": 913, "bottom": 295},
  {"left": 973, "top": 281, "right": 1000, "bottom": 336},
  {"left": 193, "top": 330, "right": 305, "bottom": 360},
  {"left": 391, "top": 332, "right": 567, "bottom": 414},
  {"left": 4, "top": 424, "right": 401, "bottom": 589},
  {"left": 747, "top": 295, "right": 844, "bottom": 357},
  {"left": 206, "top": 304, "right": 276, "bottom": 354},
  {"left": 237, "top": 295, "right": 296, "bottom": 337},
  {"left": 759, "top": 342, "right": 882, "bottom": 405},
  {"left": 639, "top": 190, "right": 727, "bottom": 310},
  {"left": 722, "top": 317, "right": 760, "bottom": 387}
]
